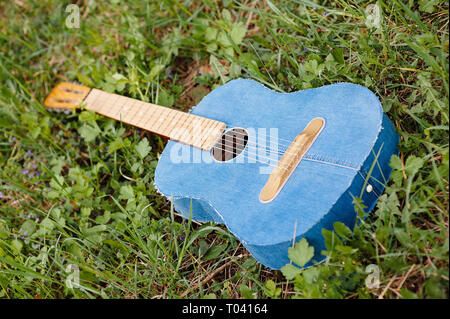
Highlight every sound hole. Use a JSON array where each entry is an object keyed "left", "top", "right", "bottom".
[{"left": 211, "top": 128, "right": 248, "bottom": 162}]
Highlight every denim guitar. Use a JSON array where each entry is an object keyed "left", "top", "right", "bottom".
[{"left": 155, "top": 79, "right": 399, "bottom": 270}]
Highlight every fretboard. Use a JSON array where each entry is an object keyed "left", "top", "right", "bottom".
[{"left": 83, "top": 88, "right": 226, "bottom": 151}]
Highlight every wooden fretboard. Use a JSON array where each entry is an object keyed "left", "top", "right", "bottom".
[{"left": 84, "top": 88, "right": 226, "bottom": 151}]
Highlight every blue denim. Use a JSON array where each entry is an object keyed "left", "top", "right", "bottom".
[{"left": 154, "top": 79, "right": 399, "bottom": 270}]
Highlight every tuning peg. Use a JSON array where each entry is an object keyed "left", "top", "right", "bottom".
[{"left": 44, "top": 82, "right": 91, "bottom": 111}]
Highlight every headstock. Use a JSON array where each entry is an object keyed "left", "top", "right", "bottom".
[{"left": 44, "top": 82, "right": 91, "bottom": 112}]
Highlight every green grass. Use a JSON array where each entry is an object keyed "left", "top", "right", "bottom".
[{"left": 0, "top": 0, "right": 448, "bottom": 299}]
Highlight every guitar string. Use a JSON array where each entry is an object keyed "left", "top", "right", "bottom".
[
  {"left": 214, "top": 142, "right": 287, "bottom": 165},
  {"left": 86, "top": 89, "right": 318, "bottom": 148},
  {"left": 212, "top": 133, "right": 304, "bottom": 156},
  {"left": 88, "top": 93, "right": 308, "bottom": 148},
  {"left": 205, "top": 144, "right": 290, "bottom": 170},
  {"left": 207, "top": 126, "right": 302, "bottom": 149},
  {"left": 69, "top": 92, "right": 363, "bottom": 172},
  {"left": 199, "top": 125, "right": 317, "bottom": 159},
  {"left": 191, "top": 143, "right": 359, "bottom": 172},
  {"left": 85, "top": 93, "right": 290, "bottom": 168},
  {"left": 222, "top": 129, "right": 303, "bottom": 148},
  {"left": 191, "top": 132, "right": 360, "bottom": 170},
  {"left": 86, "top": 95, "right": 359, "bottom": 171},
  {"left": 87, "top": 93, "right": 316, "bottom": 151},
  {"left": 97, "top": 97, "right": 364, "bottom": 177},
  {"left": 87, "top": 95, "right": 328, "bottom": 160},
  {"left": 210, "top": 144, "right": 361, "bottom": 175},
  {"left": 213, "top": 139, "right": 305, "bottom": 160},
  {"left": 83, "top": 90, "right": 310, "bottom": 150},
  {"left": 211, "top": 131, "right": 360, "bottom": 170},
  {"left": 197, "top": 140, "right": 359, "bottom": 171},
  {"left": 84, "top": 97, "right": 365, "bottom": 177}
]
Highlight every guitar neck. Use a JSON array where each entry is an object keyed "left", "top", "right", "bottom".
[{"left": 83, "top": 88, "right": 226, "bottom": 151}]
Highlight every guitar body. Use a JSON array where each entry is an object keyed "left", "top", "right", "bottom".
[{"left": 154, "top": 79, "right": 398, "bottom": 270}]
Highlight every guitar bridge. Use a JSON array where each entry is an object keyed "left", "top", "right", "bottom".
[{"left": 259, "top": 117, "right": 325, "bottom": 203}]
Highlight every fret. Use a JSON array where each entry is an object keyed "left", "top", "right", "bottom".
[
  {"left": 135, "top": 101, "right": 152, "bottom": 128},
  {"left": 122, "top": 103, "right": 134, "bottom": 124},
  {"left": 180, "top": 114, "right": 202, "bottom": 144},
  {"left": 158, "top": 108, "right": 177, "bottom": 137},
  {"left": 87, "top": 89, "right": 105, "bottom": 112},
  {"left": 175, "top": 113, "right": 191, "bottom": 142},
  {"left": 176, "top": 113, "right": 191, "bottom": 142},
  {"left": 200, "top": 119, "right": 215, "bottom": 141},
  {"left": 167, "top": 112, "right": 182, "bottom": 140},
  {"left": 92, "top": 90, "right": 105, "bottom": 112},
  {"left": 195, "top": 117, "right": 212, "bottom": 148},
  {"left": 152, "top": 106, "right": 170, "bottom": 134},
  {"left": 182, "top": 115, "right": 202, "bottom": 148},
  {"left": 102, "top": 93, "right": 120, "bottom": 120},
  {"left": 122, "top": 98, "right": 138, "bottom": 124},
  {"left": 173, "top": 113, "right": 191, "bottom": 142},
  {"left": 189, "top": 116, "right": 204, "bottom": 148},
  {"left": 184, "top": 114, "right": 197, "bottom": 141},
  {"left": 114, "top": 95, "right": 131, "bottom": 121},
  {"left": 159, "top": 108, "right": 176, "bottom": 135},
  {"left": 84, "top": 89, "right": 101, "bottom": 111},
  {"left": 91, "top": 91, "right": 111, "bottom": 114},
  {"left": 199, "top": 118, "right": 214, "bottom": 148},
  {"left": 118, "top": 96, "right": 131, "bottom": 122},
  {"left": 105, "top": 94, "right": 117, "bottom": 118},
  {"left": 104, "top": 93, "right": 119, "bottom": 116},
  {"left": 126, "top": 100, "right": 143, "bottom": 129},
  {"left": 199, "top": 120, "right": 215, "bottom": 149},
  {"left": 142, "top": 103, "right": 162, "bottom": 132},
  {"left": 118, "top": 96, "right": 131, "bottom": 120},
  {"left": 166, "top": 110, "right": 184, "bottom": 139},
  {"left": 104, "top": 94, "right": 118, "bottom": 118},
  {"left": 201, "top": 121, "right": 224, "bottom": 150},
  {"left": 192, "top": 119, "right": 206, "bottom": 147},
  {"left": 98, "top": 93, "right": 120, "bottom": 118}
]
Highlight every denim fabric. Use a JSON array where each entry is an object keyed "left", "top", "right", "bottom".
[{"left": 154, "top": 79, "right": 399, "bottom": 270}]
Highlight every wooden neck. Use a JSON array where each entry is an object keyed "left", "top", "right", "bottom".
[{"left": 83, "top": 88, "right": 226, "bottom": 151}]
